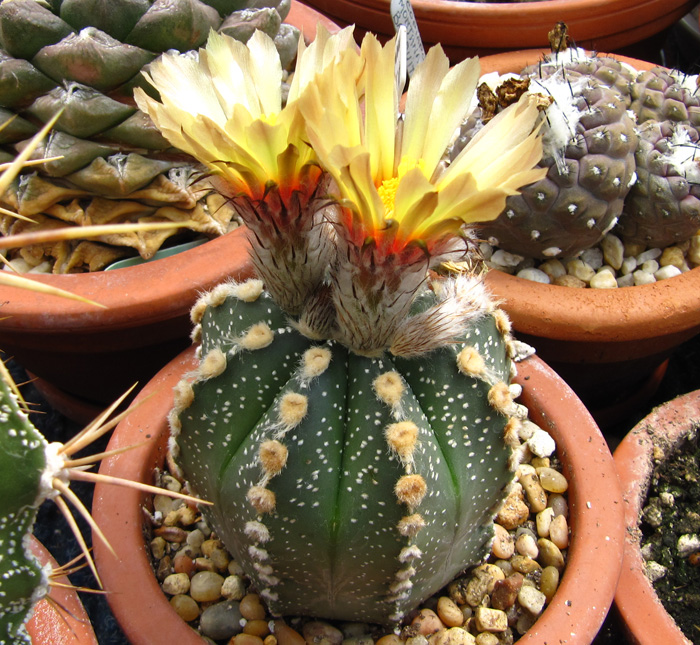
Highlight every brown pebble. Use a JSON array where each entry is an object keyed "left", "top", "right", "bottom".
[
  {"left": 274, "top": 621, "right": 306, "bottom": 645},
  {"left": 233, "top": 635, "right": 264, "bottom": 645},
  {"left": 156, "top": 555, "right": 173, "bottom": 581},
  {"left": 264, "top": 636, "right": 278, "bottom": 645},
  {"left": 376, "top": 636, "right": 403, "bottom": 645},
  {"left": 495, "top": 486, "right": 529, "bottom": 530},
  {"left": 154, "top": 526, "right": 188, "bottom": 543},
  {"left": 549, "top": 514, "right": 569, "bottom": 549},
  {"left": 553, "top": 274, "right": 586, "bottom": 288},
  {"left": 173, "top": 552, "right": 195, "bottom": 576},
  {"left": 536, "top": 467, "right": 568, "bottom": 494},
  {"left": 411, "top": 608, "right": 444, "bottom": 636},
  {"left": 475, "top": 634, "right": 499, "bottom": 645},
  {"left": 428, "top": 627, "right": 475, "bottom": 645},
  {"left": 491, "top": 524, "right": 515, "bottom": 559},
  {"left": 240, "top": 594, "right": 267, "bottom": 621},
  {"left": 437, "top": 596, "right": 464, "bottom": 627},
  {"left": 490, "top": 573, "right": 523, "bottom": 611},
  {"left": 519, "top": 472, "right": 547, "bottom": 512},
  {"left": 537, "top": 538, "right": 565, "bottom": 571},
  {"left": 169, "top": 594, "right": 199, "bottom": 622},
  {"left": 548, "top": 493, "right": 568, "bottom": 518},
  {"left": 540, "top": 566, "right": 560, "bottom": 601},
  {"left": 194, "top": 556, "right": 217, "bottom": 572},
  {"left": 150, "top": 536, "right": 167, "bottom": 559},
  {"left": 244, "top": 620, "right": 271, "bottom": 638},
  {"left": 510, "top": 555, "right": 541, "bottom": 574}
]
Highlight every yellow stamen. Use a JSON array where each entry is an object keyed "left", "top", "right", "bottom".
[{"left": 377, "top": 176, "right": 400, "bottom": 220}]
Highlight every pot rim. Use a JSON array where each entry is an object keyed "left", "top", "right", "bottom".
[
  {"left": 92, "top": 349, "right": 624, "bottom": 645},
  {"left": 612, "top": 389, "right": 700, "bottom": 645},
  {"left": 26, "top": 536, "right": 99, "bottom": 645}
]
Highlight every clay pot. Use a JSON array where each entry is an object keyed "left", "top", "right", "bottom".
[
  {"left": 26, "top": 537, "right": 98, "bottom": 645},
  {"left": 469, "top": 49, "right": 700, "bottom": 429},
  {"left": 613, "top": 389, "right": 700, "bottom": 645},
  {"left": 92, "top": 347, "right": 624, "bottom": 644},
  {"left": 0, "top": 1, "right": 338, "bottom": 421},
  {"left": 301, "top": 0, "right": 694, "bottom": 61}
]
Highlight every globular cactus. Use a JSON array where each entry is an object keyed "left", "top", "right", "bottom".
[
  {"left": 169, "top": 277, "right": 521, "bottom": 624},
  {"left": 455, "top": 64, "right": 638, "bottom": 259},
  {"left": 145, "top": 26, "right": 545, "bottom": 625},
  {"left": 0, "top": 373, "right": 53, "bottom": 645},
  {"left": 630, "top": 67, "right": 700, "bottom": 127}
]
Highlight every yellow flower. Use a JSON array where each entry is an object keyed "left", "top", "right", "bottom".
[
  {"left": 134, "top": 25, "right": 357, "bottom": 201},
  {"left": 298, "top": 34, "right": 546, "bottom": 255}
]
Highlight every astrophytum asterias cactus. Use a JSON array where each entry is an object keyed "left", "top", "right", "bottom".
[{"left": 150, "top": 29, "right": 545, "bottom": 624}]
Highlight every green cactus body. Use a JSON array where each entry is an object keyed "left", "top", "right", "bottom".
[
  {"left": 171, "top": 279, "right": 518, "bottom": 624},
  {"left": 0, "top": 376, "right": 53, "bottom": 645}
]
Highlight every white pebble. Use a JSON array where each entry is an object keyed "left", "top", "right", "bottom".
[
  {"left": 589, "top": 270, "right": 618, "bottom": 289},
  {"left": 633, "top": 270, "right": 656, "bottom": 286},
  {"left": 620, "top": 256, "right": 637, "bottom": 275},
  {"left": 580, "top": 247, "right": 603, "bottom": 270},
  {"left": 479, "top": 243, "right": 494, "bottom": 260},
  {"left": 491, "top": 249, "right": 525, "bottom": 268},
  {"left": 636, "top": 248, "right": 662, "bottom": 264},
  {"left": 539, "top": 259, "right": 567, "bottom": 279},
  {"left": 616, "top": 273, "right": 635, "bottom": 288},
  {"left": 641, "top": 259, "right": 659, "bottom": 274},
  {"left": 527, "top": 429, "right": 556, "bottom": 458},
  {"left": 566, "top": 259, "right": 595, "bottom": 282},
  {"left": 655, "top": 265, "right": 682, "bottom": 281},
  {"left": 677, "top": 534, "right": 700, "bottom": 557},
  {"left": 645, "top": 561, "right": 668, "bottom": 583},
  {"left": 517, "top": 268, "right": 551, "bottom": 284},
  {"left": 517, "top": 585, "right": 547, "bottom": 616}
]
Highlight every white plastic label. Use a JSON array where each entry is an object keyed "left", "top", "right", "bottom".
[{"left": 390, "top": 0, "right": 425, "bottom": 79}]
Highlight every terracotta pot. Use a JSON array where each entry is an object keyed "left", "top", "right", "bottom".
[
  {"left": 92, "top": 347, "right": 624, "bottom": 644},
  {"left": 612, "top": 389, "right": 700, "bottom": 645},
  {"left": 301, "top": 0, "right": 693, "bottom": 61},
  {"left": 468, "top": 49, "right": 700, "bottom": 429},
  {"left": 0, "top": 1, "right": 338, "bottom": 420},
  {"left": 25, "top": 536, "right": 98, "bottom": 645}
]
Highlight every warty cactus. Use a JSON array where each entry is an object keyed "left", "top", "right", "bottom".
[{"left": 138, "top": 25, "right": 547, "bottom": 624}]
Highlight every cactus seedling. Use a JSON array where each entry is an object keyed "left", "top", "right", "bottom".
[{"left": 140, "top": 26, "right": 546, "bottom": 625}]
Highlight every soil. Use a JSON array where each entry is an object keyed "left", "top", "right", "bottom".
[{"left": 640, "top": 426, "right": 700, "bottom": 644}]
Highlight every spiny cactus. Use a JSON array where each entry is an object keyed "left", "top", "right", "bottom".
[
  {"left": 145, "top": 25, "right": 545, "bottom": 624},
  {"left": 0, "top": 0, "right": 299, "bottom": 273}
]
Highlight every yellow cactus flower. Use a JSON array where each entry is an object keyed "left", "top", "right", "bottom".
[
  {"left": 134, "top": 25, "right": 358, "bottom": 315},
  {"left": 298, "top": 34, "right": 546, "bottom": 258}
]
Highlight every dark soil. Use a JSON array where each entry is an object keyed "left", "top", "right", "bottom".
[{"left": 640, "top": 427, "right": 700, "bottom": 644}]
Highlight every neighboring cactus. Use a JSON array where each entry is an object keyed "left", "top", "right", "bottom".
[
  {"left": 0, "top": 0, "right": 299, "bottom": 272},
  {"left": 143, "top": 27, "right": 545, "bottom": 624},
  {"left": 455, "top": 66, "right": 637, "bottom": 259}
]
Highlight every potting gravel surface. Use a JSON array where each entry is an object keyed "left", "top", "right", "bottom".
[{"left": 639, "top": 426, "right": 700, "bottom": 644}]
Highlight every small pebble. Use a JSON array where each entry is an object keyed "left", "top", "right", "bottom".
[
  {"left": 222, "top": 575, "right": 247, "bottom": 601},
  {"left": 540, "top": 566, "right": 560, "bottom": 601},
  {"left": 636, "top": 248, "right": 662, "bottom": 264},
  {"left": 274, "top": 621, "right": 306, "bottom": 645},
  {"left": 580, "top": 247, "right": 603, "bottom": 270},
  {"left": 517, "top": 585, "right": 547, "bottom": 616},
  {"left": 240, "top": 594, "right": 267, "bottom": 621},
  {"left": 549, "top": 515, "right": 569, "bottom": 549},
  {"left": 566, "top": 259, "right": 594, "bottom": 283},
  {"left": 519, "top": 472, "right": 547, "bottom": 513},
  {"left": 620, "top": 256, "right": 637, "bottom": 275},
  {"left": 553, "top": 274, "right": 586, "bottom": 287},
  {"left": 474, "top": 634, "right": 498, "bottom": 645},
  {"left": 474, "top": 607, "right": 508, "bottom": 633},
  {"left": 601, "top": 234, "right": 624, "bottom": 269},
  {"left": 616, "top": 273, "right": 635, "bottom": 287},
  {"left": 655, "top": 265, "right": 682, "bottom": 280},
  {"left": 510, "top": 555, "right": 541, "bottom": 574},
  {"left": 677, "top": 534, "right": 700, "bottom": 557},
  {"left": 495, "top": 485, "right": 530, "bottom": 529},
  {"left": 491, "top": 249, "right": 524, "bottom": 268},
  {"left": 589, "top": 270, "right": 618, "bottom": 289},
  {"left": 537, "top": 539, "right": 566, "bottom": 571},
  {"left": 645, "top": 561, "right": 668, "bottom": 582},
  {"left": 689, "top": 235, "right": 700, "bottom": 265},
  {"left": 538, "top": 259, "right": 566, "bottom": 280},
  {"left": 199, "top": 599, "right": 244, "bottom": 641},
  {"left": 490, "top": 573, "right": 523, "bottom": 611},
  {"left": 162, "top": 572, "right": 191, "bottom": 596},
  {"left": 170, "top": 594, "right": 200, "bottom": 622},
  {"left": 515, "top": 533, "right": 539, "bottom": 559},
  {"left": 245, "top": 620, "right": 271, "bottom": 638},
  {"left": 235, "top": 636, "right": 265, "bottom": 645},
  {"left": 429, "top": 627, "right": 475, "bottom": 645},
  {"left": 659, "top": 246, "right": 686, "bottom": 269},
  {"left": 535, "top": 507, "right": 555, "bottom": 537},
  {"left": 437, "top": 597, "right": 464, "bottom": 627},
  {"left": 517, "top": 268, "right": 550, "bottom": 283},
  {"left": 189, "top": 571, "right": 225, "bottom": 603},
  {"left": 536, "top": 467, "right": 569, "bottom": 493},
  {"left": 150, "top": 536, "right": 167, "bottom": 560},
  {"left": 173, "top": 552, "right": 196, "bottom": 576},
  {"left": 633, "top": 269, "right": 656, "bottom": 286},
  {"left": 491, "top": 523, "right": 515, "bottom": 559},
  {"left": 411, "top": 609, "right": 444, "bottom": 636},
  {"left": 527, "top": 429, "right": 556, "bottom": 458}
]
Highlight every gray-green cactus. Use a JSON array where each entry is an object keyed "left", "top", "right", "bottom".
[
  {"left": 0, "top": 373, "right": 53, "bottom": 644},
  {"left": 455, "top": 64, "right": 638, "bottom": 259},
  {"left": 169, "top": 277, "right": 521, "bottom": 624}
]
